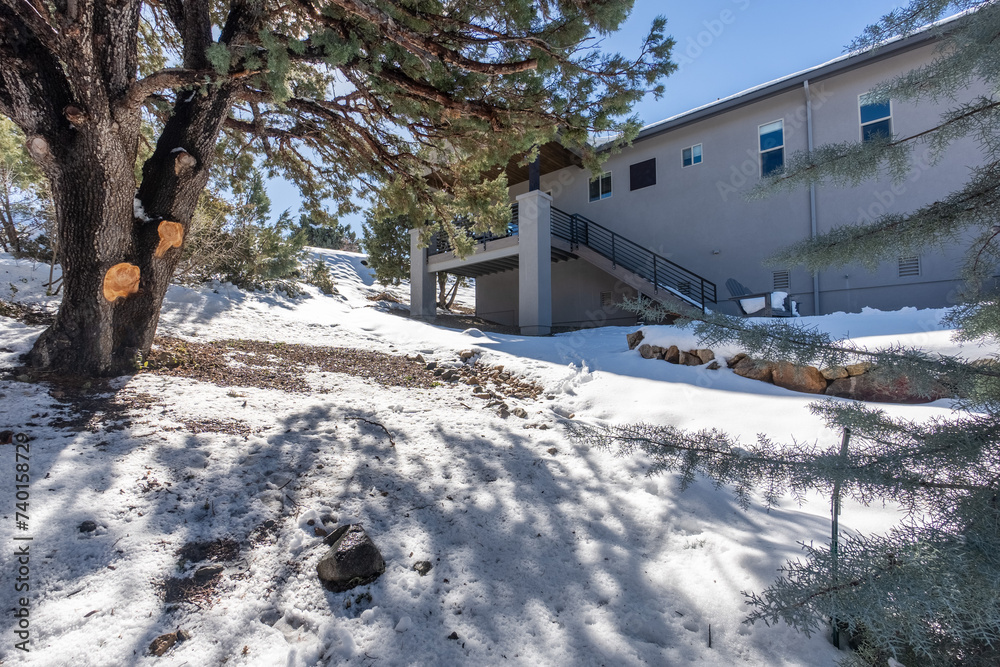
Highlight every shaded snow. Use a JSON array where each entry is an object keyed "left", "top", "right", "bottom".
[{"left": 0, "top": 249, "right": 989, "bottom": 666}]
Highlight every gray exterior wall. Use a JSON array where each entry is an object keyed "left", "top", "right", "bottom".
[
  {"left": 500, "top": 40, "right": 985, "bottom": 318},
  {"left": 477, "top": 259, "right": 638, "bottom": 328}
]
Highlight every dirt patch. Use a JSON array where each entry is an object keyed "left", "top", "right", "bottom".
[
  {"left": 46, "top": 389, "right": 157, "bottom": 433},
  {"left": 178, "top": 538, "right": 240, "bottom": 564},
  {"left": 161, "top": 572, "right": 223, "bottom": 606},
  {"left": 145, "top": 337, "right": 438, "bottom": 392},
  {"left": 367, "top": 291, "right": 401, "bottom": 303},
  {"left": 177, "top": 418, "right": 256, "bottom": 437},
  {"left": 0, "top": 299, "right": 55, "bottom": 326}
]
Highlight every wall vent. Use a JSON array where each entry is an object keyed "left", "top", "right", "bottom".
[
  {"left": 772, "top": 270, "right": 790, "bottom": 290},
  {"left": 898, "top": 256, "right": 920, "bottom": 277},
  {"left": 600, "top": 291, "right": 615, "bottom": 308}
]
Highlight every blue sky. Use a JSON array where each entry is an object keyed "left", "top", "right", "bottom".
[{"left": 269, "top": 0, "right": 907, "bottom": 234}]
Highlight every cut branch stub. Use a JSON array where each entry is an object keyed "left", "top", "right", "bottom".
[
  {"left": 63, "top": 105, "right": 87, "bottom": 127},
  {"left": 102, "top": 263, "right": 141, "bottom": 302},
  {"left": 25, "top": 136, "right": 51, "bottom": 161},
  {"left": 173, "top": 151, "right": 197, "bottom": 177},
  {"left": 154, "top": 220, "right": 184, "bottom": 258}
]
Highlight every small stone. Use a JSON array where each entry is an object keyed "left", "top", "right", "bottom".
[
  {"left": 706, "top": 361, "right": 721, "bottom": 370},
  {"left": 433, "top": 367, "right": 445, "bottom": 377},
  {"left": 448, "top": 631, "right": 460, "bottom": 640},
  {"left": 79, "top": 520, "right": 98, "bottom": 533},
  {"left": 727, "top": 353, "right": 748, "bottom": 369},
  {"left": 473, "top": 393, "right": 491, "bottom": 399},
  {"left": 194, "top": 564, "right": 224, "bottom": 581},
  {"left": 538, "top": 424, "right": 550, "bottom": 430},
  {"left": 663, "top": 345, "right": 680, "bottom": 364},
  {"left": 733, "top": 357, "right": 776, "bottom": 383},
  {"left": 441, "top": 370, "right": 459, "bottom": 381},
  {"left": 845, "top": 362, "right": 874, "bottom": 376},
  {"left": 694, "top": 349, "right": 715, "bottom": 364},
  {"left": 821, "top": 366, "right": 849, "bottom": 380},
  {"left": 425, "top": 362, "right": 437, "bottom": 371},
  {"left": 459, "top": 350, "right": 475, "bottom": 361},
  {"left": 638, "top": 344, "right": 656, "bottom": 360},
  {"left": 149, "top": 629, "right": 188, "bottom": 657},
  {"left": 16, "top": 374, "right": 29, "bottom": 382},
  {"left": 317, "top": 524, "right": 386, "bottom": 592},
  {"left": 546, "top": 447, "right": 558, "bottom": 455},
  {"left": 512, "top": 407, "right": 528, "bottom": 418},
  {"left": 406, "top": 354, "right": 425, "bottom": 363},
  {"left": 413, "top": 561, "right": 432, "bottom": 576},
  {"left": 313, "top": 526, "right": 328, "bottom": 537},
  {"left": 771, "top": 362, "right": 828, "bottom": 394},
  {"left": 626, "top": 330, "right": 645, "bottom": 350},
  {"left": 678, "top": 351, "right": 701, "bottom": 366}
]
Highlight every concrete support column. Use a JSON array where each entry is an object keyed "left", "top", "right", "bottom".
[
  {"left": 516, "top": 190, "right": 552, "bottom": 335},
  {"left": 409, "top": 228, "right": 436, "bottom": 321}
]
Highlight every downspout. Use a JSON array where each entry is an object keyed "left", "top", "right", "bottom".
[{"left": 805, "top": 80, "right": 821, "bottom": 314}]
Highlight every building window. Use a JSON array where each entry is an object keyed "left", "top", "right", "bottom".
[
  {"left": 772, "top": 270, "right": 790, "bottom": 290},
  {"left": 759, "top": 120, "right": 784, "bottom": 177},
  {"left": 682, "top": 144, "right": 703, "bottom": 167},
  {"left": 589, "top": 171, "right": 612, "bottom": 202},
  {"left": 898, "top": 256, "right": 920, "bottom": 277},
  {"left": 860, "top": 93, "right": 892, "bottom": 142},
  {"left": 629, "top": 158, "right": 656, "bottom": 191}
]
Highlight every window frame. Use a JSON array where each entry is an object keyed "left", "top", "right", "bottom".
[
  {"left": 588, "top": 170, "right": 613, "bottom": 202},
  {"left": 758, "top": 120, "right": 785, "bottom": 178},
  {"left": 682, "top": 144, "right": 703, "bottom": 168},
  {"left": 859, "top": 93, "right": 893, "bottom": 143}
]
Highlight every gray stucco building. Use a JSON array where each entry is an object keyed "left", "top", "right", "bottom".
[{"left": 410, "top": 20, "right": 986, "bottom": 335}]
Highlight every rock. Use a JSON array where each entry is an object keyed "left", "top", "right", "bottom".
[
  {"left": 638, "top": 344, "right": 656, "bottom": 360},
  {"left": 826, "top": 374, "right": 948, "bottom": 404},
  {"left": 79, "top": 520, "right": 98, "bottom": 533},
  {"left": 406, "top": 354, "right": 425, "bottom": 363},
  {"left": 727, "top": 353, "right": 748, "bottom": 369},
  {"left": 425, "top": 361, "right": 437, "bottom": 371},
  {"left": 771, "top": 362, "right": 828, "bottom": 394},
  {"left": 194, "top": 564, "right": 224, "bottom": 581},
  {"left": 149, "top": 629, "right": 188, "bottom": 657},
  {"left": 706, "top": 361, "right": 721, "bottom": 370},
  {"left": 313, "top": 526, "right": 328, "bottom": 537},
  {"left": 317, "top": 524, "right": 386, "bottom": 592},
  {"left": 412, "top": 561, "right": 432, "bottom": 576},
  {"left": 821, "top": 366, "right": 849, "bottom": 380},
  {"left": 663, "top": 345, "right": 680, "bottom": 364},
  {"left": 845, "top": 362, "right": 874, "bottom": 377},
  {"left": 433, "top": 367, "right": 445, "bottom": 377},
  {"left": 448, "top": 631, "right": 460, "bottom": 640},
  {"left": 733, "top": 358, "right": 776, "bottom": 383},
  {"left": 512, "top": 407, "right": 528, "bottom": 419},
  {"left": 626, "top": 330, "right": 645, "bottom": 350},
  {"left": 441, "top": 370, "right": 459, "bottom": 381},
  {"left": 678, "top": 351, "right": 701, "bottom": 366},
  {"left": 459, "top": 350, "right": 475, "bottom": 361},
  {"left": 473, "top": 393, "right": 491, "bottom": 399},
  {"left": 694, "top": 349, "right": 716, "bottom": 364},
  {"left": 650, "top": 345, "right": 667, "bottom": 360}
]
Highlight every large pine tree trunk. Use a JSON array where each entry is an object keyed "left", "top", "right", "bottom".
[{"left": 27, "top": 92, "right": 233, "bottom": 376}]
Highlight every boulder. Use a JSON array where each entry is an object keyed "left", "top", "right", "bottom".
[
  {"left": 825, "top": 374, "right": 948, "bottom": 404},
  {"left": 694, "top": 349, "right": 715, "bottom": 364},
  {"left": 726, "top": 353, "right": 747, "bottom": 369},
  {"left": 678, "top": 351, "right": 702, "bottom": 366},
  {"left": 663, "top": 345, "right": 680, "bottom": 364},
  {"left": 771, "top": 362, "right": 828, "bottom": 394},
  {"left": 626, "top": 330, "right": 645, "bottom": 350},
  {"left": 459, "top": 350, "right": 475, "bottom": 361},
  {"left": 638, "top": 344, "right": 656, "bottom": 360},
  {"left": 845, "top": 362, "right": 874, "bottom": 377},
  {"left": 733, "top": 358, "right": 775, "bottom": 383},
  {"left": 820, "top": 366, "right": 849, "bottom": 380},
  {"left": 317, "top": 524, "right": 386, "bottom": 592}
]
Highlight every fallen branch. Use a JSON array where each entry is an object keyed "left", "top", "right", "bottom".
[{"left": 346, "top": 416, "right": 396, "bottom": 446}]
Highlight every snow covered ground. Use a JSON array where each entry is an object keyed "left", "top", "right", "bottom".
[{"left": 0, "top": 249, "right": 989, "bottom": 666}]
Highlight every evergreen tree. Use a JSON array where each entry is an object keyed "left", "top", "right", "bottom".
[
  {"left": 295, "top": 211, "right": 357, "bottom": 250},
  {"left": 0, "top": 0, "right": 675, "bottom": 374},
  {"left": 361, "top": 214, "right": 411, "bottom": 286},
  {"left": 575, "top": 3, "right": 1000, "bottom": 665}
]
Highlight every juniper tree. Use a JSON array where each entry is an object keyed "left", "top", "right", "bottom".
[
  {"left": 0, "top": 0, "right": 673, "bottom": 374},
  {"left": 575, "top": 3, "right": 1000, "bottom": 665}
]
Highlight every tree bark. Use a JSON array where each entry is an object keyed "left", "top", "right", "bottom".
[{"left": 26, "top": 86, "right": 234, "bottom": 376}]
